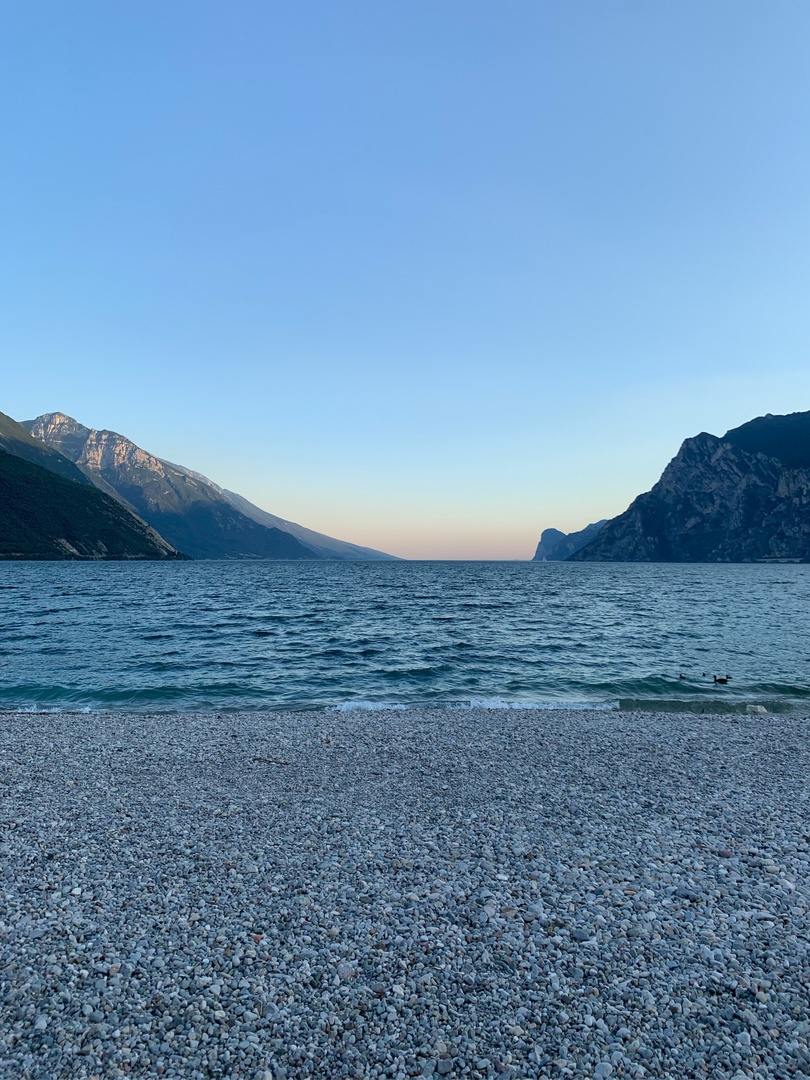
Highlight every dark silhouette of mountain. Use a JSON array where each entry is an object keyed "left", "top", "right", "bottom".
[
  {"left": 532, "top": 521, "right": 606, "bottom": 561},
  {"left": 723, "top": 410, "right": 810, "bottom": 468},
  {"left": 570, "top": 410, "right": 810, "bottom": 562},
  {"left": 0, "top": 449, "right": 184, "bottom": 560},
  {"left": 23, "top": 414, "right": 334, "bottom": 560}
]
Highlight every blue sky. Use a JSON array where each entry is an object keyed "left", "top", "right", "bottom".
[{"left": 3, "top": 1, "right": 809, "bottom": 558}]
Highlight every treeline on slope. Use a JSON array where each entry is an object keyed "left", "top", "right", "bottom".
[{"left": 0, "top": 449, "right": 184, "bottom": 560}]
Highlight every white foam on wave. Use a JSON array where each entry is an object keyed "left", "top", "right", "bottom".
[
  {"left": 3, "top": 705, "right": 95, "bottom": 714},
  {"left": 330, "top": 701, "right": 411, "bottom": 712},
  {"left": 329, "top": 699, "right": 619, "bottom": 713},
  {"left": 460, "top": 698, "right": 619, "bottom": 711}
]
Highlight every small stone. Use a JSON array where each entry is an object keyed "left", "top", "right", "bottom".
[{"left": 594, "top": 1063, "right": 613, "bottom": 1079}]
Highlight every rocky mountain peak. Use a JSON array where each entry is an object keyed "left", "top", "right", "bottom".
[{"left": 26, "top": 414, "right": 168, "bottom": 478}]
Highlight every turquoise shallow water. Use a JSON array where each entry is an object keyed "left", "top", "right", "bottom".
[{"left": 0, "top": 560, "right": 808, "bottom": 713}]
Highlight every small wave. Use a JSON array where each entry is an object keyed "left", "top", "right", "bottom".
[
  {"left": 5, "top": 705, "right": 94, "bottom": 714},
  {"left": 460, "top": 698, "right": 619, "bottom": 711},
  {"left": 330, "top": 701, "right": 411, "bottom": 712},
  {"left": 329, "top": 698, "right": 620, "bottom": 713}
]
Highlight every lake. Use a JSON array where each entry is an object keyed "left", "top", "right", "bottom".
[{"left": 1, "top": 560, "right": 808, "bottom": 713}]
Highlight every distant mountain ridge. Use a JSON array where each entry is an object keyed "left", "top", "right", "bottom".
[
  {"left": 163, "top": 460, "right": 396, "bottom": 561},
  {"left": 24, "top": 413, "right": 396, "bottom": 561},
  {"left": 532, "top": 520, "right": 606, "bottom": 561},
  {"left": 570, "top": 410, "right": 810, "bottom": 562}
]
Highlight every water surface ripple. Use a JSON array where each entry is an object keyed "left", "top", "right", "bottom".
[{"left": 1, "top": 561, "right": 808, "bottom": 713}]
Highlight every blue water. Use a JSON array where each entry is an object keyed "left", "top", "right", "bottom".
[{"left": 0, "top": 560, "right": 808, "bottom": 713}]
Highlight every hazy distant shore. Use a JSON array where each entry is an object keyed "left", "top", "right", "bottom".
[{"left": 2, "top": 707, "right": 808, "bottom": 1079}]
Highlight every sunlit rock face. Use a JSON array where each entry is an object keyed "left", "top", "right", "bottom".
[{"left": 571, "top": 411, "right": 810, "bottom": 562}]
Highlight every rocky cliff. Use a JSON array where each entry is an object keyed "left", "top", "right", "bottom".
[
  {"left": 532, "top": 520, "right": 606, "bottom": 561},
  {"left": 24, "top": 413, "right": 318, "bottom": 561},
  {"left": 570, "top": 410, "right": 810, "bottom": 562}
]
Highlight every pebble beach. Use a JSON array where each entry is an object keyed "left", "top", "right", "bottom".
[{"left": 1, "top": 706, "right": 808, "bottom": 1080}]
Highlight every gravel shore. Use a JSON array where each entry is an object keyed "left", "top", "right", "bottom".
[{"left": 1, "top": 707, "right": 808, "bottom": 1080}]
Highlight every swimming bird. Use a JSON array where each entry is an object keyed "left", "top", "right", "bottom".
[{"left": 713, "top": 675, "right": 730, "bottom": 684}]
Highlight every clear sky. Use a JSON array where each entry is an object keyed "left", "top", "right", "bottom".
[{"left": 2, "top": 2, "right": 809, "bottom": 559}]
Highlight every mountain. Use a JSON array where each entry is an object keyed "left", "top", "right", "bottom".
[
  {"left": 24, "top": 413, "right": 395, "bottom": 561},
  {"left": 0, "top": 449, "right": 184, "bottom": 560},
  {"left": 163, "top": 460, "right": 397, "bottom": 561},
  {"left": 532, "top": 520, "right": 606, "bottom": 561},
  {"left": 23, "top": 413, "right": 318, "bottom": 561},
  {"left": 0, "top": 410, "right": 93, "bottom": 487},
  {"left": 570, "top": 410, "right": 810, "bottom": 562}
]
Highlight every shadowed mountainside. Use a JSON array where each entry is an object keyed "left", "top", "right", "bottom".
[
  {"left": 0, "top": 449, "right": 184, "bottom": 560},
  {"left": 164, "top": 460, "right": 398, "bottom": 561},
  {"left": 571, "top": 410, "right": 810, "bottom": 562},
  {"left": 532, "top": 520, "right": 606, "bottom": 561}
]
